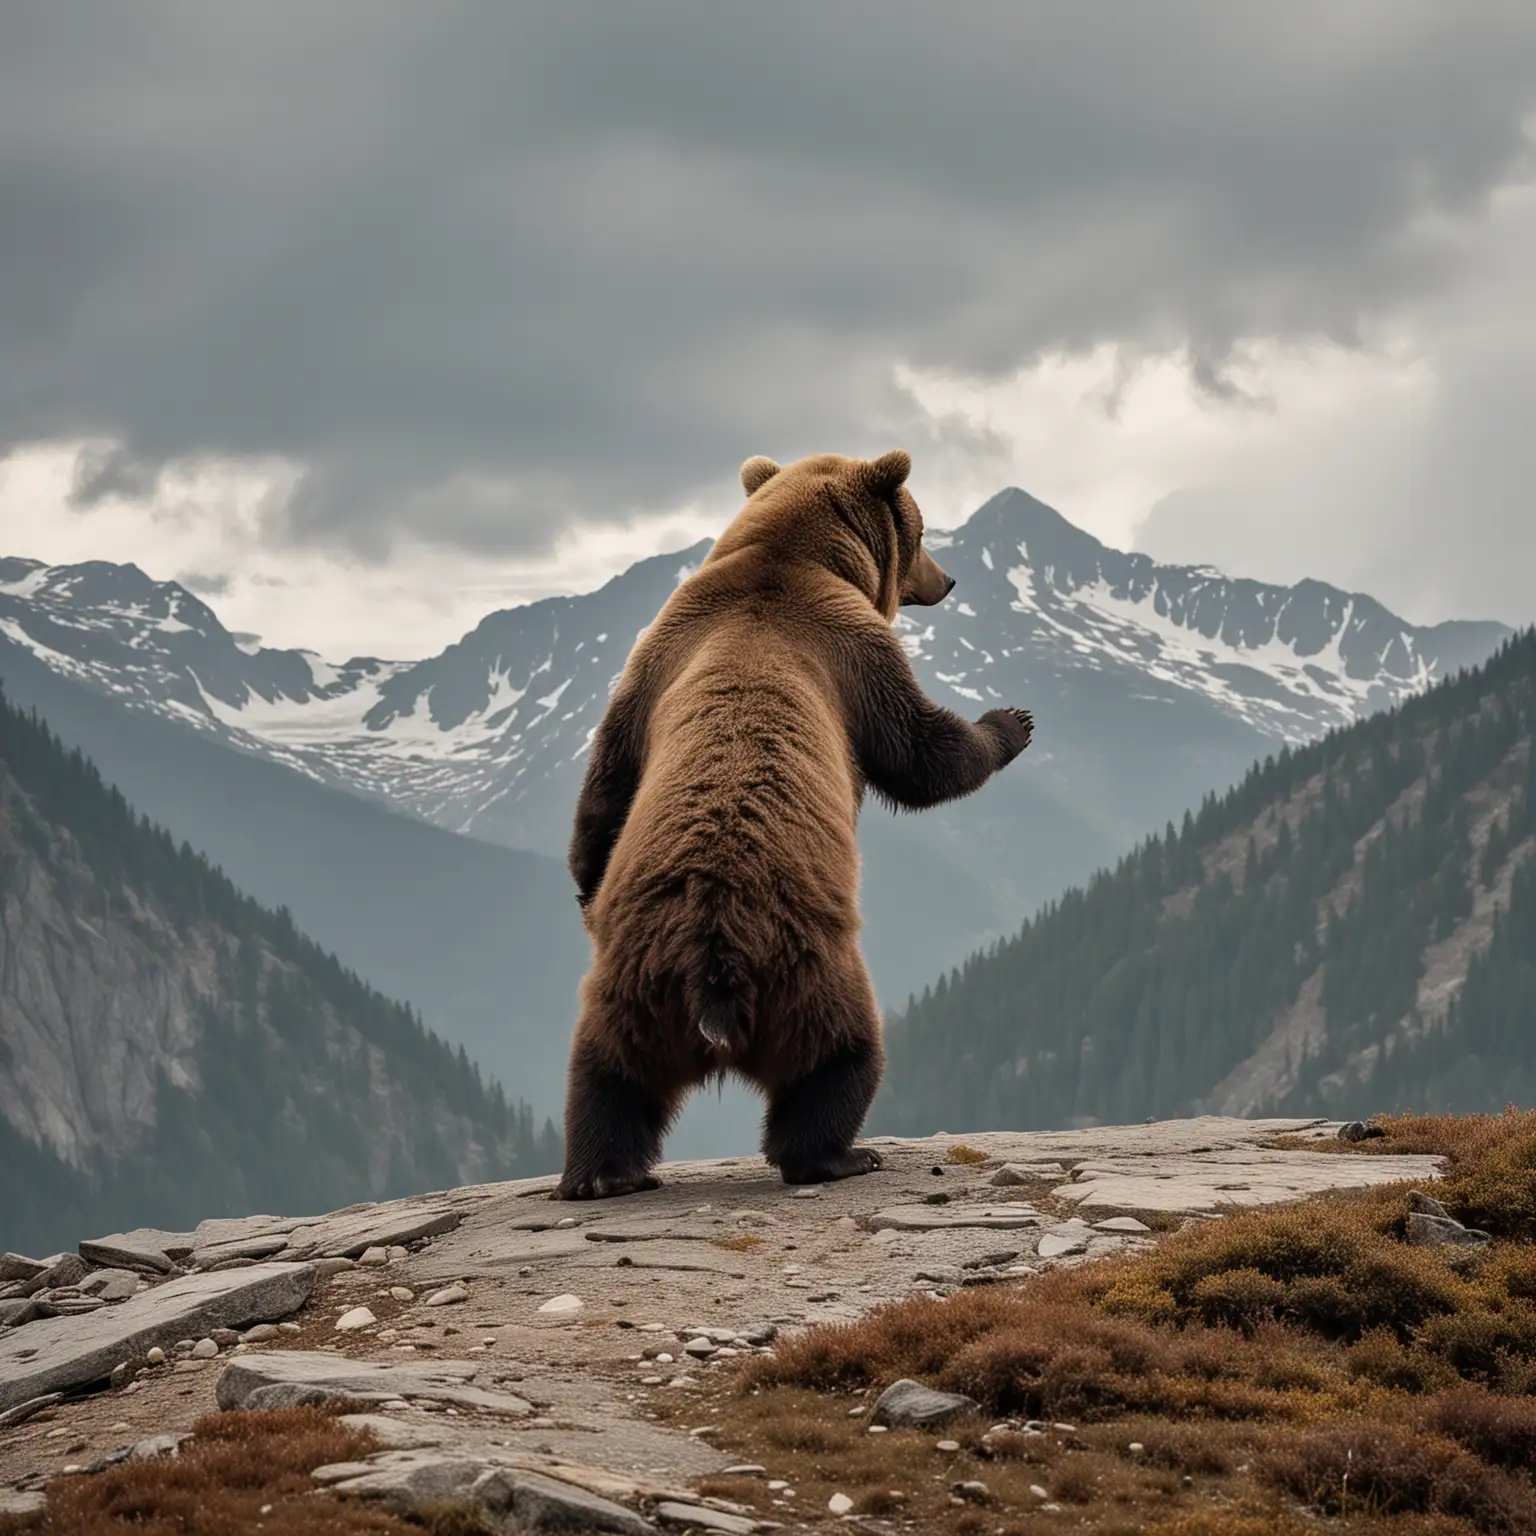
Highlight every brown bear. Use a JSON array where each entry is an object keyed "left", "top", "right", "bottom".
[{"left": 554, "top": 449, "right": 1033, "bottom": 1199}]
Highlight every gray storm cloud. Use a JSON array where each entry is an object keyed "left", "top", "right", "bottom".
[{"left": 3, "top": 2, "right": 1536, "bottom": 586}]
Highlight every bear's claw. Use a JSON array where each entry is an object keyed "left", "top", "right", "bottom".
[
  {"left": 779, "top": 1146, "right": 884, "bottom": 1186},
  {"left": 551, "top": 1171, "right": 662, "bottom": 1201}
]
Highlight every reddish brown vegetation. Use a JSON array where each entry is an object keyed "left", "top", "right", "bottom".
[
  {"left": 0, "top": 1407, "right": 483, "bottom": 1536},
  {"left": 702, "top": 1111, "right": 1536, "bottom": 1535}
]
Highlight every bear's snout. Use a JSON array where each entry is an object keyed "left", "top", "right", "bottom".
[{"left": 902, "top": 546, "right": 956, "bottom": 607}]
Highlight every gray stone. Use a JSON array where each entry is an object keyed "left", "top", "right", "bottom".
[
  {"left": 870, "top": 1378, "right": 978, "bottom": 1429},
  {"left": 655, "top": 1500, "right": 757, "bottom": 1533},
  {"left": 0, "top": 1261, "right": 316, "bottom": 1415},
  {"left": 1037, "top": 1231, "right": 1090, "bottom": 1259},
  {"left": 1408, "top": 1189, "right": 1452, "bottom": 1219},
  {"left": 0, "top": 1254, "right": 49, "bottom": 1284},
  {"left": 191, "top": 1338, "right": 220, "bottom": 1359},
  {"left": 1094, "top": 1216, "right": 1151, "bottom": 1233},
  {"left": 320, "top": 1452, "right": 484, "bottom": 1512},
  {"left": 0, "top": 1298, "right": 40, "bottom": 1329},
  {"left": 989, "top": 1163, "right": 1068, "bottom": 1186},
  {"left": 0, "top": 1491, "right": 46, "bottom": 1516},
  {"left": 20, "top": 1254, "right": 89, "bottom": 1296},
  {"left": 1406, "top": 1212, "right": 1491, "bottom": 1249},
  {"left": 192, "top": 1235, "right": 291, "bottom": 1269},
  {"left": 337, "top": 1413, "right": 448, "bottom": 1451},
  {"left": 477, "top": 1466, "right": 654, "bottom": 1534},
  {"left": 129, "top": 1432, "right": 189, "bottom": 1461},
  {"left": 869, "top": 1205, "right": 1043, "bottom": 1233},
  {"left": 1055, "top": 1149, "right": 1441, "bottom": 1213},
  {"left": 279, "top": 1204, "right": 460, "bottom": 1261},
  {"left": 80, "top": 1269, "right": 141, "bottom": 1301},
  {"left": 321, "top": 1454, "right": 654, "bottom": 1535},
  {"left": 242, "top": 1323, "right": 282, "bottom": 1343},
  {"left": 1337, "top": 1121, "right": 1384, "bottom": 1143},
  {"left": 37, "top": 1296, "right": 107, "bottom": 1317},
  {"left": 79, "top": 1230, "right": 191, "bottom": 1273},
  {"left": 424, "top": 1283, "right": 469, "bottom": 1307},
  {"left": 913, "top": 1267, "right": 964, "bottom": 1287},
  {"left": 216, "top": 1350, "right": 534, "bottom": 1416}
]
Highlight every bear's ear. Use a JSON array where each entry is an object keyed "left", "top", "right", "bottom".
[
  {"left": 861, "top": 449, "right": 912, "bottom": 500},
  {"left": 740, "top": 456, "right": 782, "bottom": 496}
]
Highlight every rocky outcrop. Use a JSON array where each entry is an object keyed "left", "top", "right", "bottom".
[{"left": 0, "top": 1116, "right": 1444, "bottom": 1522}]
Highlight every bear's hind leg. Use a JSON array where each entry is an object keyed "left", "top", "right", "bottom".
[
  {"left": 555, "top": 1029, "right": 675, "bottom": 1201},
  {"left": 761, "top": 1028, "right": 884, "bottom": 1186}
]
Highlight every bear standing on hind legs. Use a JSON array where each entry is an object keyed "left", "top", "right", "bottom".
[{"left": 554, "top": 449, "right": 1034, "bottom": 1200}]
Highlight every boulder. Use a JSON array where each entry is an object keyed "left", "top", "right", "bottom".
[{"left": 870, "top": 1378, "right": 978, "bottom": 1430}]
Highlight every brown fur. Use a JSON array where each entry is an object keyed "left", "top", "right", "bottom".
[{"left": 554, "top": 450, "right": 1033, "bottom": 1198}]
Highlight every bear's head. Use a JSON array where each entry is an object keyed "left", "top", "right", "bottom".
[{"left": 722, "top": 450, "right": 954, "bottom": 622}]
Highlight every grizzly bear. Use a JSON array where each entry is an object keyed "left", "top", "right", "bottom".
[{"left": 554, "top": 449, "right": 1033, "bottom": 1199}]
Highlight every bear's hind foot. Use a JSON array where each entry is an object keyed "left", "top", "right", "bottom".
[
  {"left": 779, "top": 1146, "right": 884, "bottom": 1186},
  {"left": 552, "top": 1170, "right": 662, "bottom": 1201}
]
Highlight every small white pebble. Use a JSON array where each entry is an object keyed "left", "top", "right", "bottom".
[
  {"left": 847, "top": 1405, "right": 866, "bottom": 1417},
  {"left": 335, "top": 1306, "right": 377, "bottom": 1332},
  {"left": 191, "top": 1338, "right": 219, "bottom": 1359},
  {"left": 767, "top": 1480, "right": 790, "bottom": 1492},
  {"left": 1128, "top": 1441, "right": 1145, "bottom": 1455},
  {"left": 867, "top": 1424, "right": 889, "bottom": 1434},
  {"left": 1030, "top": 1485, "right": 1049, "bottom": 1500},
  {"left": 145, "top": 1347, "right": 166, "bottom": 1365},
  {"left": 536, "top": 1293, "right": 583, "bottom": 1316},
  {"left": 828, "top": 1492, "right": 853, "bottom": 1515},
  {"left": 936, "top": 1440, "right": 960, "bottom": 1453},
  {"left": 389, "top": 1286, "right": 414, "bottom": 1302}
]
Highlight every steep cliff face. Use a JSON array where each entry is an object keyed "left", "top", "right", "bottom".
[{"left": 0, "top": 689, "right": 558, "bottom": 1255}]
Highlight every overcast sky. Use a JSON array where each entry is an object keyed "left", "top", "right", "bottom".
[{"left": 3, "top": 3, "right": 1535, "bottom": 657}]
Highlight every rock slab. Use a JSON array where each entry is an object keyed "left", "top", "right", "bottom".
[
  {"left": 216, "top": 1350, "right": 534, "bottom": 1416},
  {"left": 322, "top": 1452, "right": 653, "bottom": 1534},
  {"left": 0, "top": 1262, "right": 315, "bottom": 1415}
]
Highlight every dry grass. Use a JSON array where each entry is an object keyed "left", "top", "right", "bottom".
[
  {"left": 0, "top": 1407, "right": 485, "bottom": 1536},
  {"left": 692, "top": 1110, "right": 1536, "bottom": 1536},
  {"left": 947, "top": 1144, "right": 990, "bottom": 1165},
  {"left": 711, "top": 1233, "right": 766, "bottom": 1252}
]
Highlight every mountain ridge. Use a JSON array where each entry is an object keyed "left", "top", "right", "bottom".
[{"left": 2, "top": 493, "right": 1514, "bottom": 1154}]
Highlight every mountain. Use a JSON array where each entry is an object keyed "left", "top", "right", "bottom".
[
  {"left": 0, "top": 636, "right": 592, "bottom": 1130},
  {"left": 0, "top": 683, "right": 562, "bottom": 1256},
  {"left": 873, "top": 628, "right": 1536, "bottom": 1137},
  {"left": 0, "top": 496, "right": 1511, "bottom": 1155},
  {"left": 1, "top": 497, "right": 1507, "bottom": 1007}
]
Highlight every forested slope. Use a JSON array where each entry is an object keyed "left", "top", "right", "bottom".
[
  {"left": 0, "top": 686, "right": 559, "bottom": 1254},
  {"left": 875, "top": 630, "right": 1536, "bottom": 1134}
]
